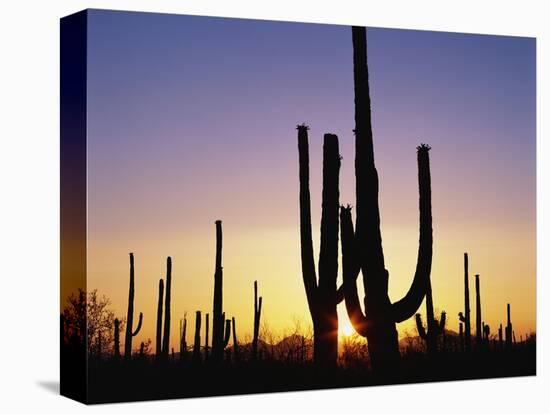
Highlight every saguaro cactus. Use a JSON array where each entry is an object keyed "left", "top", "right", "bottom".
[
  {"left": 211, "top": 221, "right": 231, "bottom": 363},
  {"left": 505, "top": 303, "right": 513, "bottom": 348},
  {"left": 162, "top": 257, "right": 172, "bottom": 357},
  {"left": 415, "top": 310, "right": 446, "bottom": 354},
  {"left": 232, "top": 317, "right": 239, "bottom": 360},
  {"left": 459, "top": 322, "right": 464, "bottom": 352},
  {"left": 475, "top": 274, "right": 482, "bottom": 346},
  {"left": 498, "top": 323, "right": 503, "bottom": 349},
  {"left": 113, "top": 318, "right": 120, "bottom": 359},
  {"left": 205, "top": 313, "right": 210, "bottom": 360},
  {"left": 297, "top": 125, "right": 342, "bottom": 367},
  {"left": 156, "top": 279, "right": 164, "bottom": 357},
  {"left": 458, "top": 253, "right": 471, "bottom": 351},
  {"left": 339, "top": 26, "right": 433, "bottom": 373},
  {"left": 252, "top": 280, "right": 263, "bottom": 361},
  {"left": 180, "top": 314, "right": 187, "bottom": 362},
  {"left": 124, "top": 253, "right": 143, "bottom": 359},
  {"left": 193, "top": 311, "right": 202, "bottom": 364}
]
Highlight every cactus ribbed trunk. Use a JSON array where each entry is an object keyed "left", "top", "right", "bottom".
[
  {"left": 193, "top": 311, "right": 202, "bottom": 363},
  {"left": 340, "top": 26, "right": 433, "bottom": 374},
  {"left": 297, "top": 125, "right": 341, "bottom": 367},
  {"left": 252, "top": 281, "right": 262, "bottom": 361},
  {"left": 124, "top": 253, "right": 143, "bottom": 359},
  {"left": 162, "top": 257, "right": 172, "bottom": 358},
  {"left": 475, "top": 274, "right": 482, "bottom": 346},
  {"left": 156, "top": 279, "right": 164, "bottom": 357}
]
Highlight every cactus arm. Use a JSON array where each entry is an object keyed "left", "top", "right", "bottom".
[
  {"left": 415, "top": 314, "right": 427, "bottom": 339},
  {"left": 318, "top": 133, "right": 341, "bottom": 307},
  {"left": 297, "top": 124, "right": 319, "bottom": 316},
  {"left": 391, "top": 144, "right": 433, "bottom": 323},
  {"left": 223, "top": 319, "right": 231, "bottom": 348},
  {"left": 132, "top": 312, "right": 143, "bottom": 336},
  {"left": 340, "top": 205, "right": 368, "bottom": 337}
]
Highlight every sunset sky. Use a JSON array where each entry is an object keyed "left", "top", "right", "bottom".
[{"left": 82, "top": 9, "right": 535, "bottom": 351}]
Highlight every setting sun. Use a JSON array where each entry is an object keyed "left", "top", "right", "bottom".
[{"left": 341, "top": 321, "right": 354, "bottom": 337}]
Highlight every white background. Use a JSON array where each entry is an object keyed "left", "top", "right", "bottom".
[{"left": 0, "top": 0, "right": 547, "bottom": 412}]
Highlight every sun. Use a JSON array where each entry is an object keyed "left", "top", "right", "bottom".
[{"left": 341, "top": 321, "right": 354, "bottom": 337}]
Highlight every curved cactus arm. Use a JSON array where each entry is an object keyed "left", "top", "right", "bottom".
[
  {"left": 458, "top": 312, "right": 466, "bottom": 323},
  {"left": 415, "top": 314, "right": 427, "bottom": 339},
  {"left": 391, "top": 144, "right": 433, "bottom": 323},
  {"left": 297, "top": 124, "right": 319, "bottom": 316},
  {"left": 223, "top": 319, "right": 231, "bottom": 348},
  {"left": 340, "top": 205, "right": 368, "bottom": 337},
  {"left": 132, "top": 312, "right": 143, "bottom": 336}
]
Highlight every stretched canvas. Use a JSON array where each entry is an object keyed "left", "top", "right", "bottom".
[{"left": 60, "top": 9, "right": 536, "bottom": 404}]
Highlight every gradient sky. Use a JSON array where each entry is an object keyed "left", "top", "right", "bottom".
[{"left": 85, "top": 9, "right": 536, "bottom": 351}]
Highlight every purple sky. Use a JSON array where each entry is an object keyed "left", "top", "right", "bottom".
[{"left": 85, "top": 9, "right": 536, "bottom": 345}]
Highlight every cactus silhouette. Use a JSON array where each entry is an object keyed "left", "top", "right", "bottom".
[
  {"left": 414, "top": 267, "right": 445, "bottom": 354},
  {"left": 113, "top": 318, "right": 120, "bottom": 359},
  {"left": 153, "top": 257, "right": 172, "bottom": 359},
  {"left": 205, "top": 313, "right": 210, "bottom": 360},
  {"left": 415, "top": 310, "right": 446, "bottom": 354},
  {"left": 211, "top": 220, "right": 231, "bottom": 363},
  {"left": 162, "top": 257, "right": 172, "bottom": 357},
  {"left": 475, "top": 274, "right": 482, "bottom": 346},
  {"left": 252, "top": 280, "right": 262, "bottom": 361},
  {"left": 339, "top": 26, "right": 433, "bottom": 373},
  {"left": 483, "top": 323, "right": 490, "bottom": 345},
  {"left": 297, "top": 125, "right": 342, "bottom": 367},
  {"left": 124, "top": 253, "right": 143, "bottom": 359},
  {"left": 505, "top": 303, "right": 513, "bottom": 349},
  {"left": 498, "top": 323, "right": 503, "bottom": 349},
  {"left": 232, "top": 317, "right": 239, "bottom": 361},
  {"left": 459, "top": 322, "right": 464, "bottom": 352},
  {"left": 193, "top": 310, "right": 202, "bottom": 364},
  {"left": 458, "top": 253, "right": 472, "bottom": 351},
  {"left": 179, "top": 313, "right": 187, "bottom": 362},
  {"left": 156, "top": 279, "right": 164, "bottom": 357}
]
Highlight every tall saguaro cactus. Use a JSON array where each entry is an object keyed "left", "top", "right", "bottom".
[
  {"left": 205, "top": 313, "right": 210, "bottom": 360},
  {"left": 211, "top": 221, "right": 231, "bottom": 363},
  {"left": 156, "top": 279, "right": 164, "bottom": 357},
  {"left": 298, "top": 126, "right": 341, "bottom": 367},
  {"left": 475, "top": 274, "right": 482, "bottom": 346},
  {"left": 162, "top": 257, "right": 172, "bottom": 357},
  {"left": 458, "top": 253, "right": 472, "bottom": 351},
  {"left": 252, "top": 280, "right": 263, "bottom": 361},
  {"left": 505, "top": 303, "right": 513, "bottom": 349},
  {"left": 340, "top": 25, "right": 433, "bottom": 374},
  {"left": 124, "top": 253, "right": 143, "bottom": 359},
  {"left": 154, "top": 257, "right": 172, "bottom": 359},
  {"left": 193, "top": 311, "right": 202, "bottom": 364},
  {"left": 180, "top": 313, "right": 187, "bottom": 361}
]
